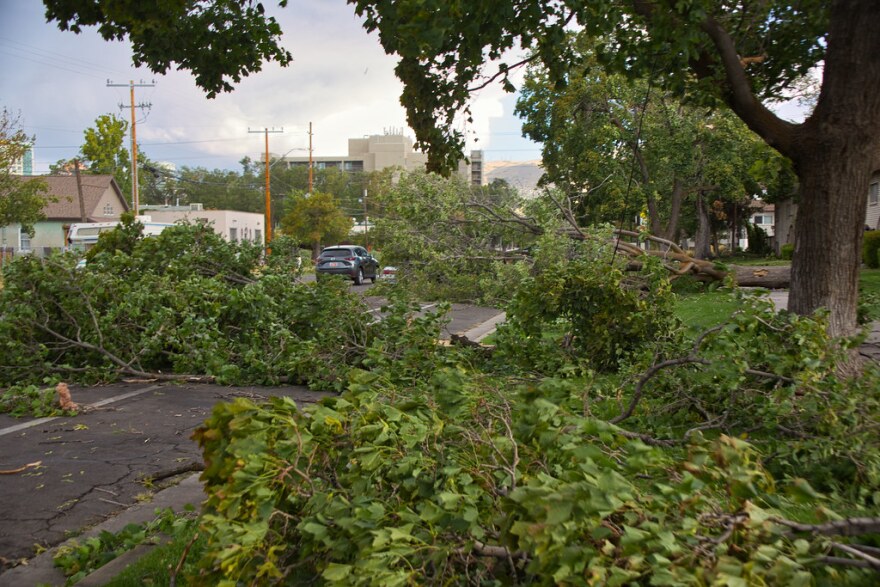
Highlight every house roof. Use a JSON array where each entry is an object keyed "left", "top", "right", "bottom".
[
  {"left": 748, "top": 201, "right": 775, "bottom": 212},
  {"left": 15, "top": 174, "right": 129, "bottom": 220}
]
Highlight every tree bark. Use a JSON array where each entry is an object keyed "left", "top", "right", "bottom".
[
  {"left": 694, "top": 193, "right": 712, "bottom": 259},
  {"left": 732, "top": 265, "right": 790, "bottom": 288},
  {"left": 787, "top": 0, "right": 880, "bottom": 339},
  {"left": 692, "top": 0, "right": 880, "bottom": 340}
]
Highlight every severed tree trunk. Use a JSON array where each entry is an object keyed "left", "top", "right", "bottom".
[{"left": 733, "top": 265, "right": 790, "bottom": 288}]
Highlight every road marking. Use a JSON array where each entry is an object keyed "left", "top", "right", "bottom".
[{"left": 0, "top": 384, "right": 165, "bottom": 437}]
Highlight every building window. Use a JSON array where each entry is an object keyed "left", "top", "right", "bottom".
[
  {"left": 20, "top": 231, "right": 31, "bottom": 251},
  {"left": 254, "top": 229, "right": 262, "bottom": 244},
  {"left": 103, "top": 203, "right": 114, "bottom": 216},
  {"left": 753, "top": 214, "right": 772, "bottom": 225},
  {"left": 229, "top": 227, "right": 238, "bottom": 242},
  {"left": 870, "top": 182, "right": 879, "bottom": 206}
]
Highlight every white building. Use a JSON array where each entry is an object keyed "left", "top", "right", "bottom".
[
  {"left": 276, "top": 132, "right": 483, "bottom": 186},
  {"left": 139, "top": 204, "right": 264, "bottom": 246}
]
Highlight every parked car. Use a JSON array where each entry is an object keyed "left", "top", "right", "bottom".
[
  {"left": 378, "top": 266, "right": 398, "bottom": 283},
  {"left": 315, "top": 245, "right": 379, "bottom": 285}
]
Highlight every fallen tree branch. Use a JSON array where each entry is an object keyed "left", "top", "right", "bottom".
[
  {"left": 611, "top": 325, "right": 723, "bottom": 424},
  {"left": 774, "top": 517, "right": 880, "bottom": 537},
  {"left": 829, "top": 541, "right": 880, "bottom": 571},
  {"left": 0, "top": 461, "right": 42, "bottom": 475}
]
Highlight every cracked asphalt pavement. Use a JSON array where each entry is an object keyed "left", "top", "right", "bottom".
[
  {"left": 0, "top": 382, "right": 332, "bottom": 569},
  {"left": 0, "top": 302, "right": 506, "bottom": 573}
]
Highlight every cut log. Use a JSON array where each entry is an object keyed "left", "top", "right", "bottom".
[{"left": 731, "top": 265, "right": 791, "bottom": 288}]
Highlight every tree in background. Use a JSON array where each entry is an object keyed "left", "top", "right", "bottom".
[
  {"left": 43, "top": 0, "right": 880, "bottom": 341},
  {"left": 279, "top": 191, "right": 352, "bottom": 258},
  {"left": 516, "top": 35, "right": 778, "bottom": 257},
  {"left": 0, "top": 107, "right": 49, "bottom": 235},
  {"left": 346, "top": 0, "right": 879, "bottom": 344},
  {"left": 81, "top": 113, "right": 130, "bottom": 193}
]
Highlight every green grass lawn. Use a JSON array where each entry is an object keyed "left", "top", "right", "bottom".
[
  {"left": 672, "top": 268, "right": 880, "bottom": 333},
  {"left": 860, "top": 268, "right": 880, "bottom": 321},
  {"left": 104, "top": 526, "right": 205, "bottom": 587},
  {"left": 673, "top": 289, "right": 744, "bottom": 333}
]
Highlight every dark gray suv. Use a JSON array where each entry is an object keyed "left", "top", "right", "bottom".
[{"left": 315, "top": 245, "right": 379, "bottom": 285}]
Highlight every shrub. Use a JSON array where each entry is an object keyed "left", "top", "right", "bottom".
[
  {"left": 781, "top": 242, "right": 794, "bottom": 260},
  {"left": 746, "top": 222, "right": 771, "bottom": 256},
  {"left": 863, "top": 230, "right": 880, "bottom": 268}
]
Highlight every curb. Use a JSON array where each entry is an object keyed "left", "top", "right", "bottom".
[
  {"left": 0, "top": 473, "right": 204, "bottom": 587},
  {"left": 461, "top": 312, "right": 506, "bottom": 342}
]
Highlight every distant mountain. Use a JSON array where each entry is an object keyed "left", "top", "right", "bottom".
[{"left": 483, "top": 160, "right": 544, "bottom": 197}]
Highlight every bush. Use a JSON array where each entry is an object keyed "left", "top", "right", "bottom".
[
  {"left": 781, "top": 242, "right": 794, "bottom": 260},
  {"left": 863, "top": 230, "right": 880, "bottom": 268},
  {"left": 746, "top": 222, "right": 771, "bottom": 256}
]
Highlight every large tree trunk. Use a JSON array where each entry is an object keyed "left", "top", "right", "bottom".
[
  {"left": 694, "top": 194, "right": 712, "bottom": 259},
  {"left": 787, "top": 0, "right": 880, "bottom": 339}
]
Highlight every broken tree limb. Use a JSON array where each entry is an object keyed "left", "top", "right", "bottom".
[{"left": 0, "top": 461, "right": 42, "bottom": 475}]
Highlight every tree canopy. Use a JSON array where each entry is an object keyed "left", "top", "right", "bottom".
[
  {"left": 280, "top": 191, "right": 353, "bottom": 254},
  {"left": 348, "top": 0, "right": 879, "bottom": 345},
  {"left": 515, "top": 35, "right": 791, "bottom": 252},
  {"left": 43, "top": 0, "right": 293, "bottom": 97}
]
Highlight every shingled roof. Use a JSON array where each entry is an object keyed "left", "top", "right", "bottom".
[{"left": 16, "top": 174, "right": 129, "bottom": 221}]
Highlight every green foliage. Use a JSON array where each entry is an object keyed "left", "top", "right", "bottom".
[
  {"left": 495, "top": 231, "right": 677, "bottom": 373},
  {"left": 192, "top": 356, "right": 879, "bottom": 585},
  {"left": 44, "top": 0, "right": 293, "bottom": 98},
  {"left": 372, "top": 171, "right": 534, "bottom": 304},
  {"left": 80, "top": 113, "right": 130, "bottom": 195},
  {"left": 746, "top": 222, "right": 772, "bottom": 256},
  {"left": 0, "top": 107, "right": 50, "bottom": 233},
  {"left": 351, "top": 0, "right": 829, "bottom": 174},
  {"left": 0, "top": 381, "right": 70, "bottom": 418},
  {"left": 516, "top": 34, "right": 782, "bottom": 243},
  {"left": 84, "top": 211, "right": 143, "bottom": 260},
  {"left": 859, "top": 268, "right": 880, "bottom": 323},
  {"left": 279, "top": 191, "right": 353, "bottom": 253},
  {"left": 862, "top": 230, "right": 880, "bottom": 269},
  {"left": 103, "top": 523, "right": 205, "bottom": 587},
  {"left": 781, "top": 243, "right": 795, "bottom": 260},
  {"left": 0, "top": 222, "right": 372, "bottom": 389}
]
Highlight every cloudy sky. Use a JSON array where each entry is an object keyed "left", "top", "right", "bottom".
[{"left": 0, "top": 1, "right": 542, "bottom": 175}]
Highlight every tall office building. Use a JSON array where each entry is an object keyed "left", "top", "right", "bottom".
[
  {"left": 10, "top": 146, "right": 34, "bottom": 176},
  {"left": 276, "top": 132, "right": 483, "bottom": 186}
]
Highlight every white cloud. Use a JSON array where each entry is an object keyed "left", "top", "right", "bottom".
[{"left": 0, "top": 1, "right": 539, "bottom": 175}]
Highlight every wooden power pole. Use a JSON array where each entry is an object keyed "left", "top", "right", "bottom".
[
  {"left": 107, "top": 80, "right": 154, "bottom": 216},
  {"left": 249, "top": 127, "right": 284, "bottom": 249}
]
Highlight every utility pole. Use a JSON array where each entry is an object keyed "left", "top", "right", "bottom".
[
  {"left": 248, "top": 127, "right": 284, "bottom": 249},
  {"left": 107, "top": 80, "right": 154, "bottom": 216},
  {"left": 308, "top": 122, "right": 314, "bottom": 195},
  {"left": 363, "top": 188, "right": 369, "bottom": 250},
  {"left": 73, "top": 159, "right": 87, "bottom": 222}
]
